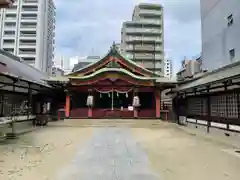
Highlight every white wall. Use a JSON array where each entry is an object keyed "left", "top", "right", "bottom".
[{"left": 201, "top": 0, "right": 240, "bottom": 71}]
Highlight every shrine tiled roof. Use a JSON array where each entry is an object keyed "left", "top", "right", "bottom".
[
  {"left": 48, "top": 68, "right": 176, "bottom": 88},
  {"left": 0, "top": 49, "right": 50, "bottom": 87},
  {"left": 70, "top": 68, "right": 157, "bottom": 80},
  {"left": 68, "top": 43, "right": 161, "bottom": 77}
]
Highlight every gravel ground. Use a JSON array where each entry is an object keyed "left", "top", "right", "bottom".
[
  {"left": 132, "top": 125, "right": 240, "bottom": 180},
  {"left": 0, "top": 126, "right": 92, "bottom": 180},
  {"left": 1, "top": 120, "right": 240, "bottom": 180}
]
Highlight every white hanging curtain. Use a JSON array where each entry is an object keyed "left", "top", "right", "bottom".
[
  {"left": 86, "top": 95, "right": 94, "bottom": 107},
  {"left": 132, "top": 96, "right": 140, "bottom": 107}
]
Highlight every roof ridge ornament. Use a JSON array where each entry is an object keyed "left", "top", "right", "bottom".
[{"left": 111, "top": 41, "right": 117, "bottom": 55}]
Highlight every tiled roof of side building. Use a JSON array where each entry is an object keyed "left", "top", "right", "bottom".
[
  {"left": 177, "top": 60, "right": 240, "bottom": 91},
  {"left": 0, "top": 49, "right": 50, "bottom": 87}
]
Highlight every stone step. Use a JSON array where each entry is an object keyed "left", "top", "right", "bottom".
[{"left": 49, "top": 119, "right": 165, "bottom": 128}]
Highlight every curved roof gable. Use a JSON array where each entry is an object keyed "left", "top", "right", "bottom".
[
  {"left": 70, "top": 68, "right": 157, "bottom": 81},
  {"left": 67, "top": 42, "right": 161, "bottom": 77}
]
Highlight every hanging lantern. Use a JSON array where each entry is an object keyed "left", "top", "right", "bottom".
[
  {"left": 132, "top": 95, "right": 140, "bottom": 107},
  {"left": 108, "top": 92, "right": 110, "bottom": 98},
  {"left": 100, "top": 93, "right": 102, "bottom": 98},
  {"left": 117, "top": 92, "right": 119, "bottom": 97},
  {"left": 86, "top": 95, "right": 94, "bottom": 107},
  {"left": 126, "top": 93, "right": 128, "bottom": 98}
]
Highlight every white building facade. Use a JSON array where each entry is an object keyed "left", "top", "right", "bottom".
[
  {"left": 164, "top": 58, "right": 172, "bottom": 79},
  {"left": 201, "top": 0, "right": 240, "bottom": 71},
  {"left": 51, "top": 66, "right": 64, "bottom": 77},
  {"left": 121, "top": 3, "right": 164, "bottom": 75},
  {"left": 176, "top": 60, "right": 201, "bottom": 81},
  {"left": 0, "top": 0, "right": 56, "bottom": 74},
  {"left": 72, "top": 55, "right": 101, "bottom": 72},
  {"left": 53, "top": 55, "right": 70, "bottom": 71}
]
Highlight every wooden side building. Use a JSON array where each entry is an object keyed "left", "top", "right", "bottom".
[
  {"left": 172, "top": 61, "right": 240, "bottom": 133},
  {"left": 0, "top": 50, "right": 52, "bottom": 124}
]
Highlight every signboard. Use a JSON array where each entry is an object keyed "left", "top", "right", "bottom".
[{"left": 128, "top": 106, "right": 134, "bottom": 111}]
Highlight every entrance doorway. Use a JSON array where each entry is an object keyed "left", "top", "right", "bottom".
[{"left": 94, "top": 91, "right": 133, "bottom": 109}]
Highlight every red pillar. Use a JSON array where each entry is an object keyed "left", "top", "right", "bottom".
[
  {"left": 155, "top": 89, "right": 161, "bottom": 119},
  {"left": 65, "top": 95, "right": 70, "bottom": 118},
  {"left": 134, "top": 109, "right": 138, "bottom": 118},
  {"left": 88, "top": 107, "right": 92, "bottom": 118}
]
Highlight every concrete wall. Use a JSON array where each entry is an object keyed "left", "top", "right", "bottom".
[{"left": 201, "top": 0, "right": 240, "bottom": 71}]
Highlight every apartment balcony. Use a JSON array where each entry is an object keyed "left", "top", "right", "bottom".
[
  {"left": 138, "top": 19, "right": 162, "bottom": 25},
  {"left": 18, "top": 51, "right": 36, "bottom": 56},
  {"left": 21, "top": 9, "right": 38, "bottom": 14},
  {"left": 4, "top": 9, "right": 16, "bottom": 13},
  {"left": 2, "top": 43, "right": 15, "bottom": 48},
  {"left": 126, "top": 44, "right": 162, "bottom": 52},
  {"left": 125, "top": 28, "right": 161, "bottom": 35},
  {"left": 127, "top": 53, "right": 163, "bottom": 60},
  {"left": 22, "top": 0, "right": 38, "bottom": 5},
  {"left": 5, "top": 17, "right": 17, "bottom": 21},
  {"left": 139, "top": 9, "right": 162, "bottom": 16},
  {"left": 3, "top": 26, "right": 16, "bottom": 31},
  {"left": 20, "top": 25, "right": 37, "bottom": 31},
  {"left": 126, "top": 36, "right": 163, "bottom": 43},
  {"left": 19, "top": 33, "right": 36, "bottom": 39},
  {"left": 140, "top": 61, "right": 163, "bottom": 69},
  {"left": 21, "top": 17, "right": 37, "bottom": 22},
  {"left": 3, "top": 34, "right": 15, "bottom": 38},
  {"left": 19, "top": 42, "right": 36, "bottom": 48},
  {"left": 18, "top": 54, "right": 36, "bottom": 60}
]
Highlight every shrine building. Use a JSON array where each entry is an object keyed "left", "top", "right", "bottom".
[{"left": 48, "top": 44, "right": 176, "bottom": 119}]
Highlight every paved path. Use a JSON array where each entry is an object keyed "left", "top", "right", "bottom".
[{"left": 57, "top": 128, "right": 160, "bottom": 180}]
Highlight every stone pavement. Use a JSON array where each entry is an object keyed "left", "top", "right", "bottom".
[{"left": 56, "top": 127, "right": 161, "bottom": 180}]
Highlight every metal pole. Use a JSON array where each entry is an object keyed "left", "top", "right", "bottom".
[
  {"left": 111, "top": 88, "right": 114, "bottom": 111},
  {"left": 0, "top": 93, "right": 4, "bottom": 116},
  {"left": 11, "top": 83, "right": 16, "bottom": 138}
]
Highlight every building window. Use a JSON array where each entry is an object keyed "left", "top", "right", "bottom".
[
  {"left": 229, "top": 49, "right": 235, "bottom": 61},
  {"left": 227, "top": 14, "right": 233, "bottom": 26}
]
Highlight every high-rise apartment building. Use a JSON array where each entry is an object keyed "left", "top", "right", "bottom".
[
  {"left": 121, "top": 3, "right": 163, "bottom": 75},
  {"left": 201, "top": 0, "right": 240, "bottom": 71},
  {"left": 0, "top": 0, "right": 56, "bottom": 74},
  {"left": 164, "top": 58, "right": 172, "bottom": 79}
]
